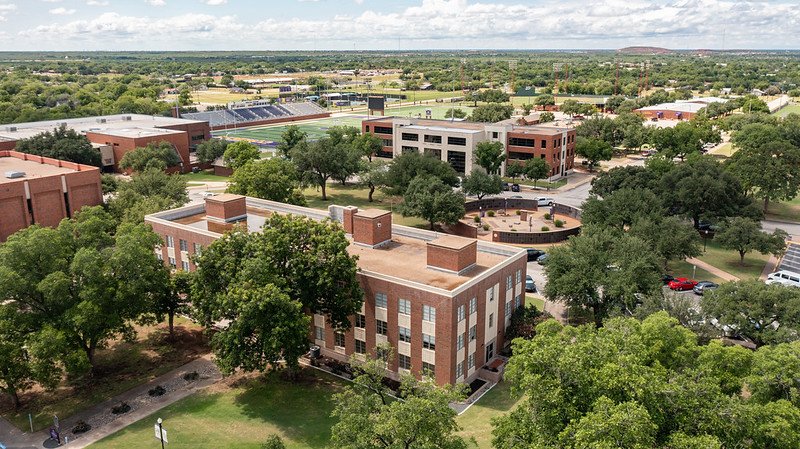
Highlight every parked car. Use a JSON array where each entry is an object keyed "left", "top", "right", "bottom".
[
  {"left": 766, "top": 270, "right": 800, "bottom": 288},
  {"left": 511, "top": 183, "right": 521, "bottom": 192},
  {"left": 510, "top": 195, "right": 523, "bottom": 199},
  {"left": 200, "top": 192, "right": 217, "bottom": 198},
  {"left": 502, "top": 182, "right": 510, "bottom": 191},
  {"left": 526, "top": 248, "right": 546, "bottom": 262},
  {"left": 693, "top": 281, "right": 719, "bottom": 295},
  {"left": 536, "top": 254, "right": 549, "bottom": 265},
  {"left": 525, "top": 275, "right": 537, "bottom": 293},
  {"left": 661, "top": 274, "right": 675, "bottom": 285},
  {"left": 535, "top": 197, "right": 554, "bottom": 206},
  {"left": 668, "top": 277, "right": 698, "bottom": 291}
]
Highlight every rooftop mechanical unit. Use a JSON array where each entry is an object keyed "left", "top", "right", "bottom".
[{"left": 4, "top": 171, "right": 26, "bottom": 179}]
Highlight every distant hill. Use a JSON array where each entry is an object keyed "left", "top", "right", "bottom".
[{"left": 617, "top": 46, "right": 675, "bottom": 55}]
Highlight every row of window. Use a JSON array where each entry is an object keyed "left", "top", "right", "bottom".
[
  {"left": 164, "top": 236, "right": 202, "bottom": 254},
  {"left": 375, "top": 295, "right": 436, "bottom": 323},
  {"left": 508, "top": 134, "right": 574, "bottom": 149},
  {"left": 455, "top": 353, "right": 476, "bottom": 379},
  {"left": 400, "top": 133, "right": 467, "bottom": 147}
]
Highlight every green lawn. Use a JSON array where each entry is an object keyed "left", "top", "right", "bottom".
[
  {"left": 667, "top": 260, "right": 725, "bottom": 284},
  {"left": 381, "top": 104, "right": 476, "bottom": 120},
  {"left": 88, "top": 369, "right": 343, "bottom": 449},
  {"left": 180, "top": 170, "right": 229, "bottom": 183},
  {"left": 302, "top": 184, "right": 428, "bottom": 228},
  {"left": 773, "top": 103, "right": 800, "bottom": 117},
  {"left": 213, "top": 116, "right": 367, "bottom": 143},
  {"left": 710, "top": 142, "right": 735, "bottom": 157},
  {"left": 695, "top": 240, "right": 770, "bottom": 281},
  {"left": 525, "top": 295, "right": 546, "bottom": 312},
  {"left": 456, "top": 382, "right": 523, "bottom": 449},
  {"left": 765, "top": 195, "right": 800, "bottom": 222},
  {"left": 2, "top": 319, "right": 208, "bottom": 432}
]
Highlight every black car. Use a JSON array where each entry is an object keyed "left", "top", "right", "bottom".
[
  {"left": 526, "top": 248, "right": 545, "bottom": 262},
  {"left": 511, "top": 183, "right": 521, "bottom": 192},
  {"left": 525, "top": 275, "right": 537, "bottom": 293},
  {"left": 693, "top": 281, "right": 719, "bottom": 295},
  {"left": 502, "top": 182, "right": 510, "bottom": 191}
]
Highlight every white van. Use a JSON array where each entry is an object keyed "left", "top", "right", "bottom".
[
  {"left": 535, "top": 197, "right": 554, "bottom": 207},
  {"left": 766, "top": 270, "right": 800, "bottom": 288}
]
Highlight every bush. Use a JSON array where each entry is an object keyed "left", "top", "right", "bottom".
[
  {"left": 473, "top": 215, "right": 481, "bottom": 223},
  {"left": 72, "top": 421, "right": 91, "bottom": 434},
  {"left": 487, "top": 210, "right": 495, "bottom": 217},
  {"left": 543, "top": 213, "right": 551, "bottom": 220},
  {"left": 554, "top": 219, "right": 565, "bottom": 228},
  {"left": 261, "top": 435, "right": 287, "bottom": 449},
  {"left": 482, "top": 224, "right": 490, "bottom": 231},
  {"left": 183, "top": 371, "right": 199, "bottom": 382},
  {"left": 111, "top": 402, "right": 131, "bottom": 415},
  {"left": 541, "top": 226, "right": 550, "bottom": 231},
  {"left": 148, "top": 385, "right": 167, "bottom": 397},
  {"left": 515, "top": 210, "right": 521, "bottom": 215}
]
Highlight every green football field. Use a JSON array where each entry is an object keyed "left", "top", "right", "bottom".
[{"left": 212, "top": 104, "right": 475, "bottom": 144}]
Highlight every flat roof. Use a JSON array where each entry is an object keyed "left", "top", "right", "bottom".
[
  {"left": 0, "top": 114, "right": 207, "bottom": 141},
  {"left": 88, "top": 127, "right": 185, "bottom": 139},
  {"left": 0, "top": 155, "right": 77, "bottom": 184},
  {"left": 403, "top": 124, "right": 483, "bottom": 134},
  {"left": 146, "top": 198, "right": 523, "bottom": 293},
  {"left": 636, "top": 102, "right": 706, "bottom": 113},
  {"left": 355, "top": 208, "right": 391, "bottom": 219}
]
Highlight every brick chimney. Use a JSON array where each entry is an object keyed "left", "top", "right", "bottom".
[
  {"left": 205, "top": 194, "right": 247, "bottom": 223},
  {"left": 352, "top": 209, "right": 392, "bottom": 248},
  {"left": 427, "top": 235, "right": 477, "bottom": 274},
  {"left": 341, "top": 206, "right": 359, "bottom": 235}
]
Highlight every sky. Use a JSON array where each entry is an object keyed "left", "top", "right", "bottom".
[{"left": 0, "top": 0, "right": 799, "bottom": 51}]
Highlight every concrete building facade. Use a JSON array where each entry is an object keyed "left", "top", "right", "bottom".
[
  {"left": 145, "top": 196, "right": 528, "bottom": 386},
  {"left": 0, "top": 150, "right": 102, "bottom": 242},
  {"left": 362, "top": 117, "right": 576, "bottom": 179},
  {"left": 0, "top": 114, "right": 211, "bottom": 172}
]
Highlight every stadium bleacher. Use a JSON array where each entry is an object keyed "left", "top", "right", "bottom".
[{"left": 181, "top": 102, "right": 327, "bottom": 128}]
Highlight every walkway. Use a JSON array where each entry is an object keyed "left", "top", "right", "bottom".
[
  {"left": 0, "top": 357, "right": 221, "bottom": 449},
  {"left": 685, "top": 257, "right": 740, "bottom": 282}
]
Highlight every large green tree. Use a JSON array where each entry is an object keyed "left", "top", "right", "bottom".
[
  {"left": 474, "top": 141, "right": 505, "bottom": 174},
  {"left": 194, "top": 138, "right": 228, "bottom": 164},
  {"left": 524, "top": 157, "right": 551, "bottom": 187},
  {"left": 726, "top": 139, "right": 800, "bottom": 212},
  {"left": 222, "top": 141, "right": 260, "bottom": 172},
  {"left": 575, "top": 137, "right": 613, "bottom": 171},
  {"left": 276, "top": 125, "right": 308, "bottom": 159},
  {"left": 330, "top": 354, "right": 469, "bottom": 449},
  {"left": 16, "top": 124, "right": 101, "bottom": 166},
  {"left": 291, "top": 138, "right": 347, "bottom": 200},
  {"left": 399, "top": 175, "right": 466, "bottom": 230},
  {"left": 107, "top": 168, "right": 188, "bottom": 224},
  {"left": 461, "top": 167, "right": 502, "bottom": 200},
  {"left": 470, "top": 103, "right": 514, "bottom": 122},
  {"left": 192, "top": 214, "right": 363, "bottom": 371},
  {"left": 651, "top": 121, "right": 720, "bottom": 160},
  {"left": 227, "top": 158, "right": 306, "bottom": 205},
  {"left": 0, "top": 207, "right": 170, "bottom": 371},
  {"left": 702, "top": 281, "right": 800, "bottom": 347},
  {"left": 714, "top": 217, "right": 787, "bottom": 264},
  {"left": 543, "top": 227, "right": 661, "bottom": 326},
  {"left": 382, "top": 152, "right": 459, "bottom": 196},
  {"left": 118, "top": 141, "right": 182, "bottom": 172}
]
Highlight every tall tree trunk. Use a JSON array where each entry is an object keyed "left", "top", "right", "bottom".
[
  {"left": 764, "top": 197, "right": 770, "bottom": 213},
  {"left": 368, "top": 183, "right": 375, "bottom": 202},
  {"left": 429, "top": 220, "right": 435, "bottom": 230},
  {"left": 591, "top": 303, "right": 604, "bottom": 328},
  {"left": 168, "top": 312, "right": 175, "bottom": 340},
  {"left": 9, "top": 389, "right": 20, "bottom": 410},
  {"left": 739, "top": 250, "right": 746, "bottom": 265},
  {"left": 321, "top": 182, "right": 327, "bottom": 201}
]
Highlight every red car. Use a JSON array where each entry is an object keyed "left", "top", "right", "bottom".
[{"left": 668, "top": 277, "right": 698, "bottom": 291}]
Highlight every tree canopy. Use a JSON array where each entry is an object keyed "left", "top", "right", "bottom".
[
  {"left": 15, "top": 124, "right": 101, "bottom": 166},
  {"left": 194, "top": 138, "right": 228, "bottom": 164},
  {"left": 714, "top": 217, "right": 787, "bottom": 264},
  {"left": 399, "top": 175, "right": 466, "bottom": 230},
  {"left": 382, "top": 152, "right": 460, "bottom": 196},
  {"left": 469, "top": 103, "right": 514, "bottom": 123},
  {"left": 473, "top": 140, "right": 505, "bottom": 175},
  {"left": 461, "top": 167, "right": 502, "bottom": 200},
  {"left": 276, "top": 125, "right": 308, "bottom": 159},
  {"left": 107, "top": 168, "right": 188, "bottom": 224},
  {"left": 118, "top": 141, "right": 182, "bottom": 172},
  {"left": 227, "top": 158, "right": 306, "bottom": 206},
  {"left": 575, "top": 137, "right": 613, "bottom": 170},
  {"left": 222, "top": 141, "right": 261, "bottom": 172}
]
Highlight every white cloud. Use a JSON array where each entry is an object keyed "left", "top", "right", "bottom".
[
  {"left": 0, "top": 3, "right": 17, "bottom": 12},
  {"left": 15, "top": 0, "right": 800, "bottom": 50},
  {"left": 204, "top": 0, "right": 227, "bottom": 4},
  {"left": 41, "top": 0, "right": 62, "bottom": 3},
  {"left": 86, "top": 0, "right": 109, "bottom": 5},
  {"left": 49, "top": 6, "right": 75, "bottom": 14}
]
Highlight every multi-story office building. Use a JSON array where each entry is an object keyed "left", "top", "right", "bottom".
[
  {"left": 145, "top": 195, "right": 528, "bottom": 386},
  {"left": 362, "top": 116, "right": 576, "bottom": 179},
  {"left": 0, "top": 150, "right": 102, "bottom": 242}
]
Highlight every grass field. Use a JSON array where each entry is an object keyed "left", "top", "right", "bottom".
[
  {"left": 696, "top": 240, "right": 770, "bottom": 280},
  {"left": 382, "top": 103, "right": 476, "bottom": 119},
  {"left": 525, "top": 295, "right": 546, "bottom": 312},
  {"left": 88, "top": 369, "right": 343, "bottom": 449},
  {"left": 213, "top": 116, "right": 367, "bottom": 143},
  {"left": 456, "top": 382, "right": 522, "bottom": 449},
  {"left": 501, "top": 176, "right": 568, "bottom": 190},
  {"left": 2, "top": 319, "right": 208, "bottom": 432},
  {"left": 667, "top": 260, "right": 725, "bottom": 284},
  {"left": 774, "top": 103, "right": 800, "bottom": 117},
  {"left": 710, "top": 142, "right": 735, "bottom": 157},
  {"left": 302, "top": 184, "right": 428, "bottom": 228},
  {"left": 180, "top": 170, "right": 230, "bottom": 183},
  {"left": 766, "top": 195, "right": 800, "bottom": 222}
]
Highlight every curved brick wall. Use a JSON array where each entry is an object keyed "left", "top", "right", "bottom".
[{"left": 462, "top": 198, "right": 582, "bottom": 244}]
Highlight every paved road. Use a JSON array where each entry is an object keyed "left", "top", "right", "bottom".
[{"left": 763, "top": 220, "right": 800, "bottom": 241}]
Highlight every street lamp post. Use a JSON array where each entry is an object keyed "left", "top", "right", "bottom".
[{"left": 703, "top": 230, "right": 709, "bottom": 251}]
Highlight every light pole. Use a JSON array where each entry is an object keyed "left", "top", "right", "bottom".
[
  {"left": 157, "top": 418, "right": 165, "bottom": 449},
  {"left": 703, "top": 230, "right": 709, "bottom": 252}
]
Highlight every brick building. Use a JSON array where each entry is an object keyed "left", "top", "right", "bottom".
[
  {"left": 145, "top": 195, "right": 528, "bottom": 386},
  {"left": 634, "top": 102, "right": 706, "bottom": 120},
  {"left": 362, "top": 117, "right": 576, "bottom": 179},
  {"left": 0, "top": 150, "right": 102, "bottom": 242},
  {"left": 0, "top": 114, "right": 211, "bottom": 172}
]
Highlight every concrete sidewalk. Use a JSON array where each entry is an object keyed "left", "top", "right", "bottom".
[
  {"left": 686, "top": 257, "right": 740, "bottom": 282},
  {"left": 0, "top": 356, "right": 221, "bottom": 449}
]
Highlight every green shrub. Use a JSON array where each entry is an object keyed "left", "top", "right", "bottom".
[
  {"left": 487, "top": 210, "right": 495, "bottom": 217},
  {"left": 541, "top": 226, "right": 550, "bottom": 231},
  {"left": 543, "top": 213, "right": 551, "bottom": 220},
  {"left": 515, "top": 210, "right": 521, "bottom": 215},
  {"left": 554, "top": 219, "right": 565, "bottom": 228},
  {"left": 473, "top": 215, "right": 481, "bottom": 223},
  {"left": 482, "top": 224, "right": 490, "bottom": 231}
]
